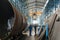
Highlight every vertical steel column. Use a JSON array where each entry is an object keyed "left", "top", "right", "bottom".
[{"left": 46, "top": 23, "right": 49, "bottom": 40}]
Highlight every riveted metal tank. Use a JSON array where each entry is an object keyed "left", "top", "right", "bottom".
[{"left": 0, "top": 0, "right": 26, "bottom": 39}]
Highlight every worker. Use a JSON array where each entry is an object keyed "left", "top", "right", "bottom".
[{"left": 29, "top": 25, "right": 33, "bottom": 36}]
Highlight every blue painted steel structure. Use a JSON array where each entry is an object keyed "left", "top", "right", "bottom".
[{"left": 46, "top": 23, "right": 49, "bottom": 40}]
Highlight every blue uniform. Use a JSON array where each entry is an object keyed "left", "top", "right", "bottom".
[{"left": 29, "top": 25, "right": 32, "bottom": 36}]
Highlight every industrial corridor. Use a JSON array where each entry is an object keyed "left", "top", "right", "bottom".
[{"left": 0, "top": 0, "right": 60, "bottom": 40}]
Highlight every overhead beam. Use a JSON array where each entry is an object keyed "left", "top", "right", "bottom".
[{"left": 42, "top": 0, "right": 49, "bottom": 12}]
